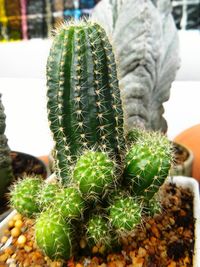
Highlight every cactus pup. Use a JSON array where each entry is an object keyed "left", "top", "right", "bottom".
[
  {"left": 72, "top": 150, "right": 115, "bottom": 199},
  {"left": 86, "top": 215, "right": 112, "bottom": 249},
  {"left": 35, "top": 209, "right": 74, "bottom": 260},
  {"left": 9, "top": 176, "right": 42, "bottom": 218},
  {"left": 108, "top": 196, "right": 142, "bottom": 234},
  {"left": 124, "top": 130, "right": 173, "bottom": 200},
  {"left": 46, "top": 20, "right": 125, "bottom": 184}
]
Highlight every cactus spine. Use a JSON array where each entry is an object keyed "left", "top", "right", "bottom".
[
  {"left": 46, "top": 20, "right": 125, "bottom": 183},
  {"left": 0, "top": 94, "right": 13, "bottom": 199}
]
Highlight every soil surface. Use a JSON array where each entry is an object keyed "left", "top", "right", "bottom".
[{"left": 0, "top": 182, "right": 194, "bottom": 267}]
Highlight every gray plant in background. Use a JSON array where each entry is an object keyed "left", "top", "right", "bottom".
[{"left": 92, "top": 0, "right": 180, "bottom": 133}]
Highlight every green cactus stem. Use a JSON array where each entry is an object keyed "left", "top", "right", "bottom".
[
  {"left": 38, "top": 183, "right": 60, "bottom": 210},
  {"left": 109, "top": 196, "right": 142, "bottom": 234},
  {"left": 35, "top": 209, "right": 74, "bottom": 260},
  {"left": 53, "top": 187, "right": 85, "bottom": 218},
  {"left": 0, "top": 94, "right": 13, "bottom": 199},
  {"left": 72, "top": 150, "right": 115, "bottom": 199},
  {"left": 144, "top": 195, "right": 162, "bottom": 217},
  {"left": 86, "top": 215, "right": 112, "bottom": 249},
  {"left": 124, "top": 131, "right": 173, "bottom": 200},
  {"left": 46, "top": 20, "right": 125, "bottom": 183},
  {"left": 9, "top": 176, "right": 42, "bottom": 218}
]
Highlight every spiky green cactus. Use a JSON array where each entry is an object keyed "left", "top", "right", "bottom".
[
  {"left": 72, "top": 150, "right": 115, "bottom": 198},
  {"left": 109, "top": 196, "right": 142, "bottom": 234},
  {"left": 53, "top": 187, "right": 85, "bottom": 218},
  {"left": 35, "top": 209, "right": 74, "bottom": 260},
  {"left": 46, "top": 20, "right": 125, "bottom": 183},
  {"left": 0, "top": 94, "right": 13, "bottom": 199},
  {"left": 144, "top": 195, "right": 162, "bottom": 217},
  {"left": 124, "top": 130, "right": 173, "bottom": 200},
  {"left": 10, "top": 176, "right": 42, "bottom": 217},
  {"left": 38, "top": 183, "right": 60, "bottom": 210},
  {"left": 87, "top": 215, "right": 112, "bottom": 249}
]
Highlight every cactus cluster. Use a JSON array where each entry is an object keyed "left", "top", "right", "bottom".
[
  {"left": 9, "top": 20, "right": 173, "bottom": 261},
  {"left": 0, "top": 93, "right": 13, "bottom": 199}
]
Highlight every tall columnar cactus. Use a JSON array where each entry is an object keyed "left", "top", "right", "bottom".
[
  {"left": 0, "top": 93, "right": 13, "bottom": 199},
  {"left": 124, "top": 130, "right": 173, "bottom": 200},
  {"left": 46, "top": 20, "right": 125, "bottom": 183}
]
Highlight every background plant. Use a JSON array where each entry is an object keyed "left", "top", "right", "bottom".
[{"left": 0, "top": 93, "right": 13, "bottom": 201}]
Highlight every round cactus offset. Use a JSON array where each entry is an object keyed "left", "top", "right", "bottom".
[
  {"left": 87, "top": 215, "right": 112, "bottom": 248},
  {"left": 35, "top": 209, "right": 74, "bottom": 260},
  {"left": 73, "top": 150, "right": 115, "bottom": 198},
  {"left": 9, "top": 176, "right": 42, "bottom": 217},
  {"left": 46, "top": 20, "right": 125, "bottom": 183},
  {"left": 124, "top": 131, "right": 173, "bottom": 199},
  {"left": 38, "top": 183, "right": 60, "bottom": 210},
  {"left": 109, "top": 196, "right": 142, "bottom": 234},
  {"left": 54, "top": 187, "right": 85, "bottom": 218}
]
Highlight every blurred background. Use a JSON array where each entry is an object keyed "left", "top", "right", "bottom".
[
  {"left": 0, "top": 0, "right": 199, "bottom": 159},
  {"left": 0, "top": 0, "right": 199, "bottom": 41}
]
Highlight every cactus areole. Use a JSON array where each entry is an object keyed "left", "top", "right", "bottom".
[{"left": 46, "top": 20, "right": 125, "bottom": 183}]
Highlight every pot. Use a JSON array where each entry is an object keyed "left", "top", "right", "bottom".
[{"left": 170, "top": 142, "right": 194, "bottom": 177}]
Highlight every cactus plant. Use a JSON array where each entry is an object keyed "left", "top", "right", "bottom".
[
  {"left": 53, "top": 187, "right": 85, "bottom": 218},
  {"left": 124, "top": 130, "right": 173, "bottom": 200},
  {"left": 0, "top": 93, "right": 13, "bottom": 199},
  {"left": 9, "top": 176, "right": 42, "bottom": 217},
  {"left": 108, "top": 196, "right": 142, "bottom": 234},
  {"left": 92, "top": 0, "right": 180, "bottom": 133},
  {"left": 86, "top": 214, "right": 112, "bottom": 249},
  {"left": 38, "top": 182, "right": 60, "bottom": 210},
  {"left": 72, "top": 150, "right": 115, "bottom": 199},
  {"left": 35, "top": 209, "right": 74, "bottom": 260},
  {"left": 46, "top": 20, "right": 126, "bottom": 183}
]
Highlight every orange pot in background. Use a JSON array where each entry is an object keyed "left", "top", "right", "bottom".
[{"left": 174, "top": 124, "right": 200, "bottom": 182}]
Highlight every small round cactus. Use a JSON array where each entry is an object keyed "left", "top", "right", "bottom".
[
  {"left": 10, "top": 176, "right": 42, "bottom": 217},
  {"left": 38, "top": 183, "right": 60, "bottom": 210},
  {"left": 54, "top": 187, "right": 85, "bottom": 218},
  {"left": 73, "top": 150, "right": 115, "bottom": 198},
  {"left": 124, "top": 130, "right": 173, "bottom": 199},
  {"left": 87, "top": 215, "right": 112, "bottom": 248},
  {"left": 35, "top": 209, "right": 74, "bottom": 260},
  {"left": 109, "top": 196, "right": 142, "bottom": 234},
  {"left": 144, "top": 196, "right": 162, "bottom": 217}
]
